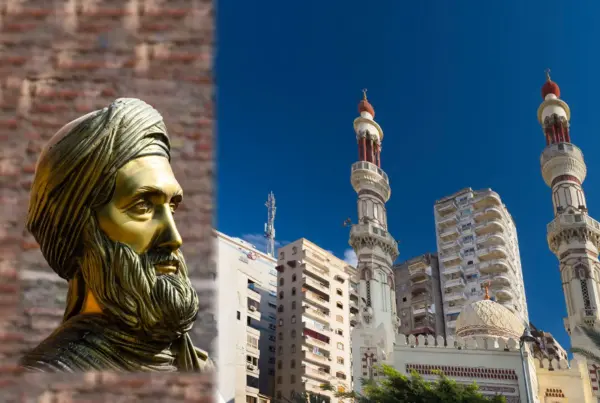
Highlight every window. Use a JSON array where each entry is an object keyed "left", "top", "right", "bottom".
[
  {"left": 279, "top": 291, "right": 284, "bottom": 299},
  {"left": 279, "top": 278, "right": 284, "bottom": 286},
  {"left": 278, "top": 332, "right": 283, "bottom": 340},
  {"left": 291, "top": 315, "right": 296, "bottom": 324},
  {"left": 291, "top": 344, "right": 296, "bottom": 353},
  {"left": 336, "top": 315, "right": 343, "bottom": 323},
  {"left": 278, "top": 319, "right": 283, "bottom": 326},
  {"left": 291, "top": 301, "right": 296, "bottom": 310},
  {"left": 247, "top": 335, "right": 259, "bottom": 349},
  {"left": 292, "top": 273, "right": 297, "bottom": 282},
  {"left": 337, "top": 342, "right": 344, "bottom": 350},
  {"left": 268, "top": 302, "right": 277, "bottom": 309},
  {"left": 292, "top": 287, "right": 296, "bottom": 296},
  {"left": 291, "top": 375, "right": 296, "bottom": 384},
  {"left": 269, "top": 324, "right": 276, "bottom": 330},
  {"left": 268, "top": 369, "right": 275, "bottom": 375},
  {"left": 402, "top": 297, "right": 407, "bottom": 302},
  {"left": 336, "top": 302, "right": 343, "bottom": 309},
  {"left": 278, "top": 346, "right": 283, "bottom": 355},
  {"left": 237, "top": 311, "right": 240, "bottom": 320},
  {"left": 291, "top": 359, "right": 296, "bottom": 369},
  {"left": 335, "top": 329, "right": 343, "bottom": 336},
  {"left": 291, "top": 330, "right": 296, "bottom": 338},
  {"left": 276, "top": 391, "right": 282, "bottom": 399},
  {"left": 336, "top": 371, "right": 346, "bottom": 380},
  {"left": 337, "top": 357, "right": 344, "bottom": 364},
  {"left": 292, "top": 246, "right": 297, "bottom": 255},
  {"left": 277, "top": 360, "right": 282, "bottom": 369},
  {"left": 336, "top": 288, "right": 343, "bottom": 296},
  {"left": 277, "top": 376, "right": 282, "bottom": 384},
  {"left": 269, "top": 335, "right": 276, "bottom": 342},
  {"left": 278, "top": 305, "right": 283, "bottom": 313},
  {"left": 467, "top": 260, "right": 473, "bottom": 265},
  {"left": 279, "top": 252, "right": 285, "bottom": 259}
]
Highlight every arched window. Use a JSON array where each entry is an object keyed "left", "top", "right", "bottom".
[
  {"left": 291, "top": 301, "right": 296, "bottom": 310},
  {"left": 291, "top": 359, "right": 296, "bottom": 369},
  {"left": 292, "top": 273, "right": 297, "bottom": 282},
  {"left": 278, "top": 291, "right": 284, "bottom": 299},
  {"left": 291, "top": 375, "right": 296, "bottom": 384},
  {"left": 336, "top": 302, "right": 343, "bottom": 309},
  {"left": 335, "top": 329, "right": 343, "bottom": 336},
  {"left": 278, "top": 305, "right": 283, "bottom": 313},
  {"left": 279, "top": 278, "right": 284, "bottom": 286},
  {"left": 291, "top": 315, "right": 296, "bottom": 324},
  {"left": 277, "top": 360, "right": 282, "bottom": 369},
  {"left": 278, "top": 332, "right": 283, "bottom": 340},
  {"left": 291, "top": 330, "right": 296, "bottom": 338},
  {"left": 291, "top": 344, "right": 296, "bottom": 353},
  {"left": 292, "top": 287, "right": 296, "bottom": 296},
  {"left": 336, "top": 288, "right": 343, "bottom": 296}
]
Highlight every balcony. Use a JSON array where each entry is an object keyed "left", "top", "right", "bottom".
[
  {"left": 304, "top": 320, "right": 332, "bottom": 336},
  {"left": 476, "top": 233, "right": 507, "bottom": 248},
  {"left": 494, "top": 287, "right": 513, "bottom": 302},
  {"left": 490, "top": 274, "right": 513, "bottom": 287},
  {"left": 477, "top": 245, "right": 509, "bottom": 261},
  {"left": 547, "top": 214, "right": 600, "bottom": 238},
  {"left": 444, "top": 292, "right": 467, "bottom": 302},
  {"left": 303, "top": 305, "right": 330, "bottom": 323},
  {"left": 440, "top": 238, "right": 460, "bottom": 252},
  {"left": 445, "top": 304, "right": 463, "bottom": 315},
  {"left": 473, "top": 206, "right": 503, "bottom": 223},
  {"left": 247, "top": 303, "right": 261, "bottom": 321},
  {"left": 464, "top": 265, "right": 478, "bottom": 275},
  {"left": 304, "top": 291, "right": 329, "bottom": 310},
  {"left": 472, "top": 190, "right": 502, "bottom": 210},
  {"left": 246, "top": 363, "right": 260, "bottom": 377},
  {"left": 413, "top": 306, "right": 433, "bottom": 316},
  {"left": 351, "top": 160, "right": 389, "bottom": 184},
  {"left": 304, "top": 365, "right": 331, "bottom": 383},
  {"left": 303, "top": 276, "right": 330, "bottom": 294},
  {"left": 437, "top": 214, "right": 458, "bottom": 228},
  {"left": 439, "top": 226, "right": 459, "bottom": 241},
  {"left": 247, "top": 284, "right": 261, "bottom": 302},
  {"left": 436, "top": 200, "right": 458, "bottom": 215},
  {"left": 439, "top": 251, "right": 461, "bottom": 264},
  {"left": 411, "top": 293, "right": 431, "bottom": 305},
  {"left": 442, "top": 265, "right": 464, "bottom": 276},
  {"left": 474, "top": 219, "right": 506, "bottom": 236},
  {"left": 302, "top": 348, "right": 331, "bottom": 365},
  {"left": 479, "top": 259, "right": 511, "bottom": 274},
  {"left": 350, "top": 314, "right": 358, "bottom": 326},
  {"left": 411, "top": 282, "right": 432, "bottom": 295},
  {"left": 444, "top": 277, "right": 466, "bottom": 289},
  {"left": 350, "top": 224, "right": 398, "bottom": 259}
]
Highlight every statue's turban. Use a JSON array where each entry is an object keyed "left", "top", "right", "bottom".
[{"left": 27, "top": 98, "right": 171, "bottom": 280}]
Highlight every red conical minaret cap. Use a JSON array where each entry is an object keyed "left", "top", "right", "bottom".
[
  {"left": 542, "top": 68, "right": 560, "bottom": 99},
  {"left": 358, "top": 89, "right": 375, "bottom": 117}
]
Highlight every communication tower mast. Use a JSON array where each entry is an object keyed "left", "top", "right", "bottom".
[{"left": 264, "top": 192, "right": 276, "bottom": 257}]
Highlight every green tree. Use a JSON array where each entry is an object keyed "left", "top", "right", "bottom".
[
  {"left": 321, "top": 365, "right": 506, "bottom": 403},
  {"left": 571, "top": 325, "right": 600, "bottom": 363}
]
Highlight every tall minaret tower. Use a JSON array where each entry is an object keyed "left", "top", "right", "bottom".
[
  {"left": 349, "top": 90, "right": 399, "bottom": 357},
  {"left": 539, "top": 70, "right": 600, "bottom": 338}
]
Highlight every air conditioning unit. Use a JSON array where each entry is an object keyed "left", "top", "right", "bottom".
[
  {"left": 249, "top": 306, "right": 257, "bottom": 312},
  {"left": 247, "top": 364, "right": 256, "bottom": 370}
]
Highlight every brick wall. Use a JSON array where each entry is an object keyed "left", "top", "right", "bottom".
[{"left": 0, "top": 0, "right": 215, "bottom": 401}]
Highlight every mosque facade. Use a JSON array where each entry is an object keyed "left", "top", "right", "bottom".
[{"left": 350, "top": 75, "right": 600, "bottom": 402}]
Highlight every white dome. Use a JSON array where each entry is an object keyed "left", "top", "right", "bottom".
[{"left": 456, "top": 299, "right": 524, "bottom": 339}]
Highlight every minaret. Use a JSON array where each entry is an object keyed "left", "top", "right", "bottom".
[
  {"left": 539, "top": 70, "right": 600, "bottom": 337},
  {"left": 349, "top": 90, "right": 399, "bottom": 356}
]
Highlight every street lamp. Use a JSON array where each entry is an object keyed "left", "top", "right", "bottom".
[{"left": 519, "top": 326, "right": 536, "bottom": 403}]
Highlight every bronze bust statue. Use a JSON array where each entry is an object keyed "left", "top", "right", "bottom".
[{"left": 20, "top": 98, "right": 212, "bottom": 372}]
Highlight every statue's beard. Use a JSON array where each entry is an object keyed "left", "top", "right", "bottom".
[{"left": 79, "top": 220, "right": 199, "bottom": 342}]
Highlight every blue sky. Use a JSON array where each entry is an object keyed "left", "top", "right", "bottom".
[{"left": 216, "top": 1, "right": 600, "bottom": 350}]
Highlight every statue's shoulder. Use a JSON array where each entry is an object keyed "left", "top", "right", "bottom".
[{"left": 194, "top": 347, "right": 215, "bottom": 369}]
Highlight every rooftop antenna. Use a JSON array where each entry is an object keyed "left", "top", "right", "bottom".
[{"left": 264, "top": 192, "right": 276, "bottom": 257}]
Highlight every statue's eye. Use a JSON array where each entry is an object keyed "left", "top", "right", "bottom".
[
  {"left": 131, "top": 200, "right": 153, "bottom": 215},
  {"left": 170, "top": 202, "right": 179, "bottom": 214}
]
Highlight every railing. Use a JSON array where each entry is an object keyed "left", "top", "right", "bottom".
[
  {"left": 444, "top": 278, "right": 465, "bottom": 288},
  {"left": 439, "top": 227, "right": 459, "bottom": 238},
  {"left": 305, "top": 291, "right": 329, "bottom": 307},
  {"left": 540, "top": 143, "right": 584, "bottom": 168},
  {"left": 439, "top": 251, "right": 461, "bottom": 263},
  {"left": 475, "top": 218, "right": 506, "bottom": 232},
  {"left": 476, "top": 232, "right": 507, "bottom": 245},
  {"left": 472, "top": 190, "right": 501, "bottom": 206},
  {"left": 303, "top": 349, "right": 330, "bottom": 363},
  {"left": 444, "top": 292, "right": 467, "bottom": 301},
  {"left": 351, "top": 161, "right": 389, "bottom": 183},
  {"left": 350, "top": 224, "right": 398, "bottom": 251},
  {"left": 438, "top": 214, "right": 458, "bottom": 226},
  {"left": 479, "top": 259, "right": 511, "bottom": 273},
  {"left": 436, "top": 200, "right": 457, "bottom": 212},
  {"left": 547, "top": 214, "right": 600, "bottom": 235},
  {"left": 304, "top": 305, "right": 330, "bottom": 320},
  {"left": 477, "top": 245, "right": 509, "bottom": 258},
  {"left": 442, "top": 265, "right": 464, "bottom": 276},
  {"left": 304, "top": 276, "right": 330, "bottom": 293},
  {"left": 304, "top": 320, "right": 332, "bottom": 335},
  {"left": 247, "top": 284, "right": 261, "bottom": 301}
]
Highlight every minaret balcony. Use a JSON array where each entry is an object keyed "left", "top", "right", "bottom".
[
  {"left": 350, "top": 161, "right": 391, "bottom": 200},
  {"left": 541, "top": 143, "right": 586, "bottom": 187},
  {"left": 349, "top": 223, "right": 399, "bottom": 259},
  {"left": 472, "top": 190, "right": 502, "bottom": 210},
  {"left": 547, "top": 213, "right": 600, "bottom": 236}
]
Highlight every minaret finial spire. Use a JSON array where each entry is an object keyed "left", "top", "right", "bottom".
[
  {"left": 545, "top": 68, "right": 551, "bottom": 82},
  {"left": 362, "top": 88, "right": 368, "bottom": 100},
  {"left": 483, "top": 282, "right": 490, "bottom": 300}
]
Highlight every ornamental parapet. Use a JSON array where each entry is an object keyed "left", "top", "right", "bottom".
[
  {"left": 395, "top": 333, "right": 520, "bottom": 351},
  {"left": 350, "top": 161, "right": 391, "bottom": 201},
  {"left": 541, "top": 143, "right": 586, "bottom": 186},
  {"left": 547, "top": 213, "right": 600, "bottom": 253},
  {"left": 349, "top": 223, "right": 399, "bottom": 261}
]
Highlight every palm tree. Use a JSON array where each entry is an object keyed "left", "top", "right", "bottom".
[{"left": 571, "top": 326, "right": 600, "bottom": 363}]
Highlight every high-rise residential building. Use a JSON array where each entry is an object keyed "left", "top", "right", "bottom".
[
  {"left": 215, "top": 231, "right": 278, "bottom": 403},
  {"left": 393, "top": 253, "right": 445, "bottom": 338},
  {"left": 529, "top": 322, "right": 568, "bottom": 362},
  {"left": 274, "top": 239, "right": 355, "bottom": 402},
  {"left": 434, "top": 188, "right": 528, "bottom": 336}
]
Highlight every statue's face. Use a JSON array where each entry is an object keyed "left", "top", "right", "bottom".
[{"left": 97, "top": 156, "right": 183, "bottom": 270}]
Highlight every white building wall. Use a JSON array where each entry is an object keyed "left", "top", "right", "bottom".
[
  {"left": 216, "top": 231, "right": 278, "bottom": 402},
  {"left": 434, "top": 188, "right": 529, "bottom": 336}
]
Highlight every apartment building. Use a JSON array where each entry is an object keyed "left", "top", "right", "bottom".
[
  {"left": 434, "top": 188, "right": 528, "bottom": 336},
  {"left": 215, "top": 231, "right": 278, "bottom": 403},
  {"left": 529, "top": 323, "right": 569, "bottom": 362},
  {"left": 393, "top": 253, "right": 445, "bottom": 338},
  {"left": 275, "top": 239, "right": 355, "bottom": 402}
]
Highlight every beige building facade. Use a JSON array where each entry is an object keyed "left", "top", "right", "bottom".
[
  {"left": 434, "top": 188, "right": 529, "bottom": 336},
  {"left": 394, "top": 253, "right": 445, "bottom": 338},
  {"left": 274, "top": 239, "right": 355, "bottom": 402}
]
